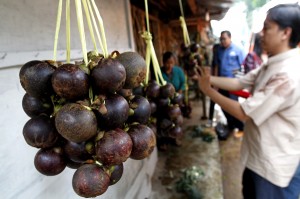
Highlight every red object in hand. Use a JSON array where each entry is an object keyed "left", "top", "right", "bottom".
[{"left": 230, "top": 90, "right": 251, "bottom": 98}]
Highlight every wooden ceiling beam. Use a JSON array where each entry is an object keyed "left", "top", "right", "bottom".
[{"left": 148, "top": 0, "right": 168, "bottom": 12}]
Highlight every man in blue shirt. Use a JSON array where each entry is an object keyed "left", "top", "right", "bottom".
[{"left": 216, "top": 30, "right": 246, "bottom": 132}]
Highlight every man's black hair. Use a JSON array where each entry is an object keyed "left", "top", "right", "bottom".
[
  {"left": 268, "top": 3, "right": 300, "bottom": 48},
  {"left": 253, "top": 33, "right": 262, "bottom": 58},
  {"left": 221, "top": 30, "right": 231, "bottom": 38}
]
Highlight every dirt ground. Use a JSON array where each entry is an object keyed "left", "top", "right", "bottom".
[{"left": 149, "top": 99, "right": 244, "bottom": 199}]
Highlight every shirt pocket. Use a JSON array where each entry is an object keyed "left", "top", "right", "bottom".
[{"left": 228, "top": 54, "right": 238, "bottom": 67}]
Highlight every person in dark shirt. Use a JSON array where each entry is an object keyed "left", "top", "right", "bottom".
[
  {"left": 161, "top": 51, "right": 185, "bottom": 93},
  {"left": 216, "top": 30, "right": 246, "bottom": 132}
]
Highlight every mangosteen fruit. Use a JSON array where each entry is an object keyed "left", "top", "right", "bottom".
[
  {"left": 66, "top": 159, "right": 83, "bottom": 169},
  {"left": 117, "top": 88, "right": 133, "bottom": 98},
  {"left": 160, "top": 83, "right": 175, "bottom": 99},
  {"left": 94, "top": 94, "right": 129, "bottom": 129},
  {"left": 172, "top": 93, "right": 184, "bottom": 106},
  {"left": 156, "top": 97, "right": 170, "bottom": 109},
  {"left": 91, "top": 58, "right": 126, "bottom": 94},
  {"left": 168, "top": 125, "right": 183, "bottom": 139},
  {"left": 115, "top": 51, "right": 146, "bottom": 89},
  {"left": 19, "top": 60, "right": 55, "bottom": 98},
  {"left": 174, "top": 114, "right": 184, "bottom": 126},
  {"left": 34, "top": 147, "right": 66, "bottom": 176},
  {"left": 95, "top": 128, "right": 132, "bottom": 166},
  {"left": 132, "top": 85, "right": 144, "bottom": 96},
  {"left": 181, "top": 102, "right": 192, "bottom": 118},
  {"left": 128, "top": 124, "right": 156, "bottom": 160},
  {"left": 22, "top": 93, "right": 53, "bottom": 117},
  {"left": 158, "top": 118, "right": 174, "bottom": 135},
  {"left": 149, "top": 100, "right": 157, "bottom": 115},
  {"left": 167, "top": 104, "right": 182, "bottom": 121},
  {"left": 148, "top": 122, "right": 157, "bottom": 135},
  {"left": 128, "top": 95, "right": 151, "bottom": 124},
  {"left": 63, "top": 141, "right": 93, "bottom": 163},
  {"left": 107, "top": 163, "right": 124, "bottom": 185},
  {"left": 190, "top": 43, "right": 200, "bottom": 53},
  {"left": 72, "top": 164, "right": 110, "bottom": 197},
  {"left": 55, "top": 103, "right": 97, "bottom": 143},
  {"left": 51, "top": 64, "right": 89, "bottom": 100},
  {"left": 145, "top": 81, "right": 160, "bottom": 99},
  {"left": 23, "top": 114, "right": 59, "bottom": 148}
]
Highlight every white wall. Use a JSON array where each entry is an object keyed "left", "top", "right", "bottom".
[
  {"left": 0, "top": 0, "right": 135, "bottom": 68},
  {"left": 0, "top": 1, "right": 157, "bottom": 199}
]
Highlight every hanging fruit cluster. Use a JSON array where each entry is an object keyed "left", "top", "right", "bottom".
[
  {"left": 180, "top": 43, "right": 202, "bottom": 78},
  {"left": 20, "top": 50, "right": 157, "bottom": 198},
  {"left": 132, "top": 81, "right": 185, "bottom": 150},
  {"left": 19, "top": 0, "right": 157, "bottom": 197}
]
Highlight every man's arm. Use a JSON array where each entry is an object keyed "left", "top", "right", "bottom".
[
  {"left": 210, "top": 75, "right": 244, "bottom": 91},
  {"left": 198, "top": 67, "right": 249, "bottom": 122},
  {"left": 206, "top": 88, "right": 249, "bottom": 122}
]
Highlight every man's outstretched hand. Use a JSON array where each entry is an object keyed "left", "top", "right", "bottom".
[{"left": 196, "top": 66, "right": 212, "bottom": 95}]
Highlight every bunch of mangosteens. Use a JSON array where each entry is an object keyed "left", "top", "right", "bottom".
[
  {"left": 132, "top": 80, "right": 185, "bottom": 151},
  {"left": 19, "top": 51, "right": 160, "bottom": 198}
]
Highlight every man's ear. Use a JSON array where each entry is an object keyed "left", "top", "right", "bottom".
[{"left": 282, "top": 27, "right": 292, "bottom": 41}]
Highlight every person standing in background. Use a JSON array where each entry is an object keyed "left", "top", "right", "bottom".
[
  {"left": 208, "top": 43, "right": 220, "bottom": 126},
  {"left": 216, "top": 30, "right": 246, "bottom": 133},
  {"left": 243, "top": 33, "right": 263, "bottom": 74},
  {"left": 197, "top": 4, "right": 300, "bottom": 199},
  {"left": 161, "top": 51, "right": 185, "bottom": 94}
]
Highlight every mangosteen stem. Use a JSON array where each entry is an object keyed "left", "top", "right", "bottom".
[
  {"left": 53, "top": 0, "right": 63, "bottom": 61},
  {"left": 52, "top": 104, "right": 62, "bottom": 117},
  {"left": 128, "top": 108, "right": 134, "bottom": 116},
  {"left": 107, "top": 166, "right": 115, "bottom": 176},
  {"left": 95, "top": 160, "right": 103, "bottom": 167},
  {"left": 81, "top": 104, "right": 92, "bottom": 111},
  {"left": 110, "top": 51, "right": 120, "bottom": 58},
  {"left": 95, "top": 131, "right": 105, "bottom": 141},
  {"left": 50, "top": 95, "right": 63, "bottom": 117},
  {"left": 85, "top": 141, "right": 95, "bottom": 154},
  {"left": 78, "top": 63, "right": 90, "bottom": 75}
]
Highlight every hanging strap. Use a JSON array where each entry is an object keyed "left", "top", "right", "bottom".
[
  {"left": 142, "top": 0, "right": 166, "bottom": 86},
  {"left": 179, "top": 0, "right": 190, "bottom": 46},
  {"left": 53, "top": 0, "right": 63, "bottom": 61}
]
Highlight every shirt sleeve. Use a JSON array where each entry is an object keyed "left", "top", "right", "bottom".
[
  {"left": 238, "top": 66, "right": 261, "bottom": 89},
  {"left": 241, "top": 72, "right": 295, "bottom": 126}
]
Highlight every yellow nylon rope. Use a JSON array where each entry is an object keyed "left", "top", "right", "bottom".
[
  {"left": 142, "top": 0, "right": 166, "bottom": 86},
  {"left": 82, "top": 0, "right": 98, "bottom": 53},
  {"left": 75, "top": 0, "right": 88, "bottom": 65},
  {"left": 87, "top": 0, "right": 105, "bottom": 55},
  {"left": 66, "top": 0, "right": 71, "bottom": 63},
  {"left": 179, "top": 0, "right": 190, "bottom": 46},
  {"left": 91, "top": 0, "right": 108, "bottom": 58},
  {"left": 53, "top": 0, "right": 62, "bottom": 61}
]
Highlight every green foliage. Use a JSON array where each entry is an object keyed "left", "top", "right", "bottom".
[
  {"left": 238, "top": 0, "right": 269, "bottom": 12},
  {"left": 176, "top": 166, "right": 204, "bottom": 199}
]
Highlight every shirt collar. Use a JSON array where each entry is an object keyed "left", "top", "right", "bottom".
[{"left": 267, "top": 48, "right": 300, "bottom": 65}]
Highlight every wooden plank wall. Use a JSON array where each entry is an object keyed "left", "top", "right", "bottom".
[{"left": 130, "top": 5, "right": 213, "bottom": 66}]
